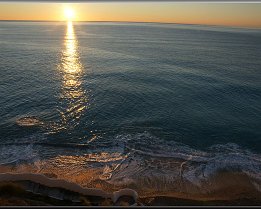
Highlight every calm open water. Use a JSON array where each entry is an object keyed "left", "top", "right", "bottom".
[{"left": 0, "top": 21, "right": 261, "bottom": 195}]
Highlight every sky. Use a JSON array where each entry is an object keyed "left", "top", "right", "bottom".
[{"left": 0, "top": 2, "right": 261, "bottom": 28}]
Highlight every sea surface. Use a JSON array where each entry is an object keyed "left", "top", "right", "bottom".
[{"left": 0, "top": 21, "right": 261, "bottom": 197}]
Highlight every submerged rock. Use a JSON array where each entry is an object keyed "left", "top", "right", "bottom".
[{"left": 16, "top": 117, "right": 43, "bottom": 127}]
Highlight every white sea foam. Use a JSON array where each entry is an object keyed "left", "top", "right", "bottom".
[
  {"left": 99, "top": 132, "right": 261, "bottom": 193},
  {"left": 0, "top": 143, "right": 39, "bottom": 165},
  {"left": 0, "top": 132, "right": 260, "bottom": 194}
]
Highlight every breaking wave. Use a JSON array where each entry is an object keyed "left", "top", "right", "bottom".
[{"left": 0, "top": 132, "right": 260, "bottom": 196}]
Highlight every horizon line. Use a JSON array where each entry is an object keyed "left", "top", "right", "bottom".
[{"left": 0, "top": 19, "right": 261, "bottom": 30}]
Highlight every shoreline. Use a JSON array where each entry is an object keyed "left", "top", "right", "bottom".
[
  {"left": 0, "top": 173, "right": 138, "bottom": 204},
  {"left": 0, "top": 172, "right": 261, "bottom": 206}
]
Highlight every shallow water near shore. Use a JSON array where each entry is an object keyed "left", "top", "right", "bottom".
[{"left": 0, "top": 21, "right": 261, "bottom": 200}]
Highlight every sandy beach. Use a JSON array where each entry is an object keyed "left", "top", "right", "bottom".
[{"left": 0, "top": 170, "right": 261, "bottom": 206}]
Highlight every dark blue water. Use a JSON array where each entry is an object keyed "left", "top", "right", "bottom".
[{"left": 0, "top": 22, "right": 261, "bottom": 194}]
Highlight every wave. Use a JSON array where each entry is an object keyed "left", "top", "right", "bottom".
[
  {"left": 95, "top": 133, "right": 261, "bottom": 195},
  {"left": 0, "top": 132, "right": 260, "bottom": 197},
  {"left": 0, "top": 144, "right": 38, "bottom": 166}
]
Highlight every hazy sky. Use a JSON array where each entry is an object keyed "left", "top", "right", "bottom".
[{"left": 0, "top": 3, "right": 261, "bottom": 28}]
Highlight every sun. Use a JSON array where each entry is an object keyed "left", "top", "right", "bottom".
[{"left": 64, "top": 8, "right": 75, "bottom": 21}]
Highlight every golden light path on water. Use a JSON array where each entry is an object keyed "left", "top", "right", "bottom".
[{"left": 56, "top": 21, "right": 88, "bottom": 131}]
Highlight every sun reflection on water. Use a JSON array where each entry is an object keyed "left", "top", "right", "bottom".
[{"left": 56, "top": 21, "right": 88, "bottom": 131}]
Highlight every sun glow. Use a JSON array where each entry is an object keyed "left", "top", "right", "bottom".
[
  {"left": 55, "top": 21, "right": 87, "bottom": 132},
  {"left": 64, "top": 7, "right": 75, "bottom": 21}
]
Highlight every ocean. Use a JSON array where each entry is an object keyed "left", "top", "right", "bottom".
[{"left": 0, "top": 21, "right": 261, "bottom": 197}]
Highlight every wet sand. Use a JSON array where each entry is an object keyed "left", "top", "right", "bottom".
[
  {"left": 0, "top": 163, "right": 261, "bottom": 206},
  {"left": 0, "top": 172, "right": 138, "bottom": 203}
]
